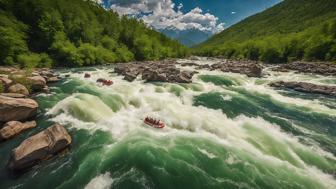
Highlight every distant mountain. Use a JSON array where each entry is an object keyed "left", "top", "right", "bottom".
[
  {"left": 195, "top": 0, "right": 336, "bottom": 63},
  {"left": 160, "top": 29, "right": 212, "bottom": 47}
]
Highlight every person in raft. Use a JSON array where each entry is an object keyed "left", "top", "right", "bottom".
[{"left": 145, "top": 117, "right": 160, "bottom": 124}]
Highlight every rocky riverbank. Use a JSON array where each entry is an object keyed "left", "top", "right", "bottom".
[
  {"left": 0, "top": 67, "right": 71, "bottom": 172},
  {"left": 271, "top": 62, "right": 336, "bottom": 76}
]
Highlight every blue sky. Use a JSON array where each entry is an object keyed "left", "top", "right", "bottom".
[
  {"left": 172, "top": 0, "right": 281, "bottom": 27},
  {"left": 104, "top": 0, "right": 282, "bottom": 33}
]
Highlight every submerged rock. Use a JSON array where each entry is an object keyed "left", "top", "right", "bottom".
[
  {"left": 0, "top": 95, "right": 38, "bottom": 122},
  {"left": 270, "top": 81, "right": 336, "bottom": 96},
  {"left": 8, "top": 124, "right": 71, "bottom": 171},
  {"left": 0, "top": 121, "right": 36, "bottom": 141}
]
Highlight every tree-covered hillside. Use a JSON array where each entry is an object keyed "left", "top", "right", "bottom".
[
  {"left": 194, "top": 0, "right": 336, "bottom": 63},
  {"left": 0, "top": 0, "right": 188, "bottom": 68}
]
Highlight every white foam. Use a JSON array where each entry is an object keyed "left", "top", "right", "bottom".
[
  {"left": 49, "top": 62, "right": 336, "bottom": 188},
  {"left": 85, "top": 172, "right": 113, "bottom": 189}
]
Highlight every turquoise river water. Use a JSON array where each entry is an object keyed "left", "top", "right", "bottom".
[{"left": 0, "top": 58, "right": 336, "bottom": 189}]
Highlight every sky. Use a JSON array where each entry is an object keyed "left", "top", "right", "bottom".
[{"left": 103, "top": 0, "right": 282, "bottom": 34}]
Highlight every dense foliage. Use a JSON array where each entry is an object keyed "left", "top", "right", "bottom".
[
  {"left": 194, "top": 0, "right": 336, "bottom": 63},
  {"left": 0, "top": 0, "right": 188, "bottom": 68}
]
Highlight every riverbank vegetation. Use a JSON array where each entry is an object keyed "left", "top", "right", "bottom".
[
  {"left": 194, "top": 0, "right": 336, "bottom": 63},
  {"left": 0, "top": 0, "right": 188, "bottom": 68}
]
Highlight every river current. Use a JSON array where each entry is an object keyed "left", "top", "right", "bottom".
[{"left": 1, "top": 58, "right": 336, "bottom": 189}]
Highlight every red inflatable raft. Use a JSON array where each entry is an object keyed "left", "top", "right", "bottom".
[
  {"left": 144, "top": 117, "right": 165, "bottom": 128},
  {"left": 96, "top": 78, "right": 113, "bottom": 86}
]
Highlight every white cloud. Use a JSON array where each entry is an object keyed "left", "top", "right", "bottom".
[
  {"left": 231, "top": 11, "right": 236, "bottom": 14},
  {"left": 108, "top": 0, "right": 224, "bottom": 34}
]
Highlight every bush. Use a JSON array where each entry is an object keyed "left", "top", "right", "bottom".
[{"left": 17, "top": 53, "right": 42, "bottom": 68}]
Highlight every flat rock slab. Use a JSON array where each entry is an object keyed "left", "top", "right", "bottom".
[
  {"left": 270, "top": 81, "right": 336, "bottom": 96},
  {"left": 0, "top": 121, "right": 36, "bottom": 141},
  {"left": 8, "top": 124, "right": 71, "bottom": 170},
  {"left": 0, "top": 95, "right": 38, "bottom": 122}
]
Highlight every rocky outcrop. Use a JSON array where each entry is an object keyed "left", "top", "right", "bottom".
[
  {"left": 178, "top": 60, "right": 263, "bottom": 77},
  {"left": 8, "top": 124, "right": 72, "bottom": 170},
  {"left": 8, "top": 84, "right": 29, "bottom": 96},
  {"left": 270, "top": 81, "right": 336, "bottom": 96},
  {"left": 114, "top": 61, "right": 195, "bottom": 83},
  {"left": 0, "top": 121, "right": 36, "bottom": 141},
  {"left": 0, "top": 95, "right": 38, "bottom": 122},
  {"left": 207, "top": 61, "right": 263, "bottom": 77},
  {"left": 272, "top": 62, "right": 336, "bottom": 76}
]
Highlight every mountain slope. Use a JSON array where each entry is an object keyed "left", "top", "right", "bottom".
[
  {"left": 0, "top": 0, "right": 187, "bottom": 68},
  {"left": 195, "top": 0, "right": 336, "bottom": 63},
  {"left": 160, "top": 29, "right": 212, "bottom": 47}
]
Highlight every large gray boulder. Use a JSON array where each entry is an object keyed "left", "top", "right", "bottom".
[
  {"left": 0, "top": 95, "right": 38, "bottom": 122},
  {"left": 8, "top": 84, "right": 29, "bottom": 96},
  {"left": 0, "top": 121, "right": 36, "bottom": 141},
  {"left": 8, "top": 124, "right": 72, "bottom": 170}
]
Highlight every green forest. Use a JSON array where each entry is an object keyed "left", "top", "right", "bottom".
[
  {"left": 194, "top": 0, "right": 336, "bottom": 63},
  {"left": 0, "top": 0, "right": 188, "bottom": 68}
]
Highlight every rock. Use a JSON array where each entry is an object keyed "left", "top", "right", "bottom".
[
  {"left": 46, "top": 77, "right": 61, "bottom": 83},
  {"left": 42, "top": 86, "right": 50, "bottom": 93},
  {"left": 8, "top": 124, "right": 71, "bottom": 170},
  {"left": 27, "top": 76, "right": 47, "bottom": 92},
  {"left": 114, "top": 61, "right": 196, "bottom": 83},
  {"left": 272, "top": 62, "right": 336, "bottom": 76},
  {"left": 246, "top": 64, "right": 263, "bottom": 77},
  {"left": 180, "top": 62, "right": 199, "bottom": 67},
  {"left": 0, "top": 121, "right": 36, "bottom": 141},
  {"left": 8, "top": 84, "right": 29, "bottom": 96},
  {"left": 200, "top": 60, "right": 263, "bottom": 77},
  {"left": 0, "top": 93, "right": 26, "bottom": 98},
  {"left": 124, "top": 73, "right": 137, "bottom": 82},
  {"left": 84, "top": 73, "right": 91, "bottom": 78},
  {"left": 270, "top": 81, "right": 336, "bottom": 96},
  {"left": 0, "top": 95, "right": 38, "bottom": 122},
  {"left": 0, "top": 67, "right": 16, "bottom": 73},
  {"left": 0, "top": 74, "right": 9, "bottom": 78},
  {"left": 0, "top": 76, "right": 13, "bottom": 87}
]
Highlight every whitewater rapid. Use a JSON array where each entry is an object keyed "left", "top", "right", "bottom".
[{"left": 2, "top": 59, "right": 335, "bottom": 189}]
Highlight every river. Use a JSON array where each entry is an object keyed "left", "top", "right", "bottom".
[{"left": 1, "top": 58, "right": 335, "bottom": 189}]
